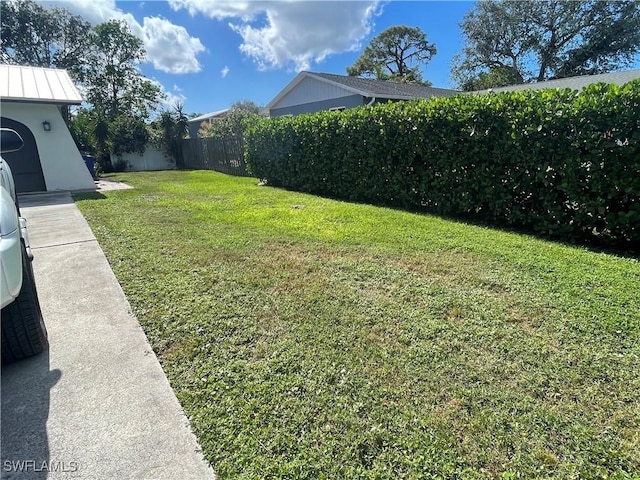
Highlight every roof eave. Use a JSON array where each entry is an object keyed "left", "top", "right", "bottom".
[
  {"left": 376, "top": 94, "right": 424, "bottom": 100},
  {"left": 188, "top": 109, "right": 230, "bottom": 123},
  {"left": 265, "top": 72, "right": 310, "bottom": 110},
  {"left": 1, "top": 97, "right": 82, "bottom": 105}
]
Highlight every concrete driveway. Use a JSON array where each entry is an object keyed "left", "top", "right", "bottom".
[{"left": 1, "top": 192, "right": 216, "bottom": 480}]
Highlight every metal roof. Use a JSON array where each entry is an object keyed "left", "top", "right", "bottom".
[
  {"left": 309, "top": 72, "right": 459, "bottom": 99},
  {"left": 189, "top": 109, "right": 230, "bottom": 123},
  {"left": 266, "top": 71, "right": 459, "bottom": 110},
  {"left": 0, "top": 64, "right": 83, "bottom": 104},
  {"left": 478, "top": 69, "right": 640, "bottom": 93}
]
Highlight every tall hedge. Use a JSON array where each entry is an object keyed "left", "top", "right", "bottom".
[{"left": 245, "top": 81, "right": 640, "bottom": 247}]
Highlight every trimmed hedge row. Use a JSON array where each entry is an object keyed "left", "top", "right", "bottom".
[{"left": 245, "top": 81, "right": 640, "bottom": 247}]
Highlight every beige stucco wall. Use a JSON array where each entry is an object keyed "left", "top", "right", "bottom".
[{"left": 1, "top": 101, "right": 95, "bottom": 191}]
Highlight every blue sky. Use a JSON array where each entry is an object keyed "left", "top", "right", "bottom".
[{"left": 45, "top": 1, "right": 474, "bottom": 116}]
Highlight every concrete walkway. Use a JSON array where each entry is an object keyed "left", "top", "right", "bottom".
[{"left": 1, "top": 192, "right": 216, "bottom": 480}]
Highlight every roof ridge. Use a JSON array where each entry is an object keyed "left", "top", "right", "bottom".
[{"left": 308, "top": 71, "right": 457, "bottom": 92}]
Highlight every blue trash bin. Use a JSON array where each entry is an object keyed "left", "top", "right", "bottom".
[{"left": 82, "top": 154, "right": 95, "bottom": 178}]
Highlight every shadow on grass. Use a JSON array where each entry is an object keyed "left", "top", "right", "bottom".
[
  {"left": 72, "top": 192, "right": 107, "bottom": 202},
  {"left": 262, "top": 183, "right": 640, "bottom": 260},
  {"left": 424, "top": 209, "right": 640, "bottom": 260}
]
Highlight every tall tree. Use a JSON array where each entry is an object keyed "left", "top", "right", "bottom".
[
  {"left": 85, "top": 20, "right": 163, "bottom": 120},
  {"left": 453, "top": 0, "right": 640, "bottom": 90},
  {"left": 150, "top": 102, "right": 189, "bottom": 167},
  {"left": 347, "top": 25, "right": 436, "bottom": 84},
  {"left": 198, "top": 100, "right": 262, "bottom": 139},
  {"left": 457, "top": 66, "right": 524, "bottom": 92},
  {"left": 229, "top": 100, "right": 261, "bottom": 115},
  {"left": 0, "top": 0, "right": 91, "bottom": 81}
]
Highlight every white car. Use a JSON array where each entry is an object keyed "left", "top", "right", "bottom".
[{"left": 1, "top": 128, "right": 48, "bottom": 363}]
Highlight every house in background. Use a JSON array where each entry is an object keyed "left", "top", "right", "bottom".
[
  {"left": 0, "top": 64, "right": 94, "bottom": 193},
  {"left": 265, "top": 71, "right": 459, "bottom": 117},
  {"left": 476, "top": 69, "right": 640, "bottom": 93},
  {"left": 188, "top": 108, "right": 230, "bottom": 138},
  {"left": 263, "top": 69, "right": 640, "bottom": 119}
]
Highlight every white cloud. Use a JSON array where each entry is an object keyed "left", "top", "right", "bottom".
[
  {"left": 141, "top": 17, "right": 205, "bottom": 73},
  {"left": 164, "top": 89, "right": 187, "bottom": 108},
  {"left": 149, "top": 78, "right": 187, "bottom": 110},
  {"left": 167, "top": 0, "right": 265, "bottom": 21},
  {"left": 38, "top": 0, "right": 117, "bottom": 24},
  {"left": 221, "top": 66, "right": 230, "bottom": 78},
  {"left": 38, "top": 0, "right": 204, "bottom": 74},
  {"left": 169, "top": 0, "right": 382, "bottom": 71}
]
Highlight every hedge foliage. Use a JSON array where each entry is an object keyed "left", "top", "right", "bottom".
[{"left": 245, "top": 81, "right": 640, "bottom": 247}]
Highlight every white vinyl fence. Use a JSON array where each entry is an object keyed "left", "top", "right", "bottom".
[{"left": 120, "top": 146, "right": 175, "bottom": 171}]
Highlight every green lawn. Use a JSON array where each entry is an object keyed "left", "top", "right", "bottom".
[{"left": 74, "top": 171, "right": 640, "bottom": 479}]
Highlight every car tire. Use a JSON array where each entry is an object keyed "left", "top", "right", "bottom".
[{"left": 1, "top": 243, "right": 48, "bottom": 363}]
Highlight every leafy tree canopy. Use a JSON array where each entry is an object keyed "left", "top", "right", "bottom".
[
  {"left": 1, "top": 0, "right": 91, "bottom": 81},
  {"left": 230, "top": 100, "right": 262, "bottom": 115},
  {"left": 458, "top": 66, "right": 524, "bottom": 92},
  {"left": 110, "top": 115, "right": 149, "bottom": 158},
  {"left": 199, "top": 100, "right": 263, "bottom": 139},
  {"left": 149, "top": 102, "right": 189, "bottom": 167},
  {"left": 453, "top": 0, "right": 640, "bottom": 91},
  {"left": 85, "top": 20, "right": 163, "bottom": 120},
  {"left": 347, "top": 25, "right": 436, "bottom": 84},
  {"left": 2, "top": 1, "right": 163, "bottom": 120},
  {"left": 69, "top": 107, "right": 148, "bottom": 170}
]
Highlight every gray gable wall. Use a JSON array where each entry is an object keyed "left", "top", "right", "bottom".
[{"left": 271, "top": 76, "right": 356, "bottom": 110}]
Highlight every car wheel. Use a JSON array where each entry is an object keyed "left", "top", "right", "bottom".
[{"left": 1, "top": 243, "right": 48, "bottom": 363}]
